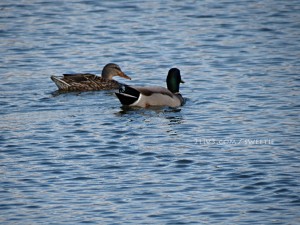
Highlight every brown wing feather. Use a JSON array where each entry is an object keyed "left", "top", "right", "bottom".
[
  {"left": 51, "top": 74, "right": 120, "bottom": 91},
  {"left": 62, "top": 73, "right": 97, "bottom": 83}
]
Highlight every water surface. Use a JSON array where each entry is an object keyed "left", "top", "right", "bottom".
[{"left": 1, "top": 0, "right": 300, "bottom": 224}]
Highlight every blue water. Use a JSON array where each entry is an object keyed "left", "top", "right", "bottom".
[{"left": 1, "top": 0, "right": 300, "bottom": 224}]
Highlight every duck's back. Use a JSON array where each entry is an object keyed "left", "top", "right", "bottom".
[{"left": 51, "top": 74, "right": 120, "bottom": 91}]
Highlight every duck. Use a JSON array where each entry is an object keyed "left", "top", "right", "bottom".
[
  {"left": 50, "top": 63, "right": 131, "bottom": 92},
  {"left": 115, "top": 68, "right": 185, "bottom": 108}
]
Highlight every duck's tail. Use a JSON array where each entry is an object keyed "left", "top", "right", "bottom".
[
  {"left": 50, "top": 76, "right": 70, "bottom": 90},
  {"left": 115, "top": 85, "right": 140, "bottom": 106}
]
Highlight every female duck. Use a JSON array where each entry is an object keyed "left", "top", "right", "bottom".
[
  {"left": 51, "top": 63, "right": 131, "bottom": 92},
  {"left": 115, "top": 68, "right": 184, "bottom": 108}
]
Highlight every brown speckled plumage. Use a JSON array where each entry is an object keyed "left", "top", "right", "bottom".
[
  {"left": 51, "top": 74, "right": 122, "bottom": 91},
  {"left": 51, "top": 63, "right": 131, "bottom": 92}
]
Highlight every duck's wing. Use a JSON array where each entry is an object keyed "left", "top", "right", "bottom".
[
  {"left": 137, "top": 86, "right": 173, "bottom": 98},
  {"left": 121, "top": 85, "right": 173, "bottom": 98},
  {"left": 62, "top": 73, "right": 97, "bottom": 82},
  {"left": 50, "top": 73, "right": 98, "bottom": 90}
]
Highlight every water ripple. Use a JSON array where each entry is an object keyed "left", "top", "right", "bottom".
[{"left": 1, "top": 0, "right": 300, "bottom": 224}]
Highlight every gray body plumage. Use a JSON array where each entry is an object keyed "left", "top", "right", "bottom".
[
  {"left": 128, "top": 86, "right": 184, "bottom": 107},
  {"left": 115, "top": 68, "right": 185, "bottom": 108}
]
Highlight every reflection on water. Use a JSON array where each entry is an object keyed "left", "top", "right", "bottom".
[
  {"left": 117, "top": 106, "right": 184, "bottom": 128},
  {"left": 165, "top": 114, "right": 183, "bottom": 125},
  {"left": 1, "top": 0, "right": 300, "bottom": 224}
]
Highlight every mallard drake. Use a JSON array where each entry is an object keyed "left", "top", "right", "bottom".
[
  {"left": 51, "top": 63, "right": 131, "bottom": 91},
  {"left": 115, "top": 68, "right": 185, "bottom": 108}
]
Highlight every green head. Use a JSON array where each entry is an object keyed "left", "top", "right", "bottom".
[{"left": 166, "top": 68, "right": 184, "bottom": 93}]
